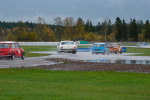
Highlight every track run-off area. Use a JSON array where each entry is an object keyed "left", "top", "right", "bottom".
[{"left": 1, "top": 51, "right": 150, "bottom": 68}]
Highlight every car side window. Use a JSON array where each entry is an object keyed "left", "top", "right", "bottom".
[
  {"left": 11, "top": 43, "right": 15, "bottom": 48},
  {"left": 15, "top": 43, "right": 19, "bottom": 48},
  {"left": 0, "top": 44, "right": 10, "bottom": 48}
]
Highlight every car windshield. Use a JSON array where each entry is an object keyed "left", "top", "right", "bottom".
[
  {"left": 94, "top": 44, "right": 106, "bottom": 47},
  {"left": 0, "top": 44, "right": 10, "bottom": 48},
  {"left": 94, "top": 44, "right": 102, "bottom": 47},
  {"left": 108, "top": 44, "right": 119, "bottom": 47},
  {"left": 61, "top": 42, "right": 74, "bottom": 45}
]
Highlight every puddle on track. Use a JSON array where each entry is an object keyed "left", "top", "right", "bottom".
[
  {"left": 31, "top": 61, "right": 62, "bottom": 67},
  {"left": 85, "top": 59, "right": 150, "bottom": 65}
]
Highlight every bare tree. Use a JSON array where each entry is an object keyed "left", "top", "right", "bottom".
[
  {"left": 37, "top": 17, "right": 45, "bottom": 24},
  {"left": 35, "top": 17, "right": 45, "bottom": 41},
  {"left": 54, "top": 17, "right": 63, "bottom": 41},
  {"left": 63, "top": 17, "right": 75, "bottom": 40},
  {"left": 54, "top": 17, "right": 63, "bottom": 26},
  {"left": 101, "top": 19, "right": 108, "bottom": 42}
]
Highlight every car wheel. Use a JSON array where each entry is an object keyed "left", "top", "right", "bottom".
[
  {"left": 74, "top": 51, "right": 77, "bottom": 54},
  {"left": 115, "top": 51, "right": 117, "bottom": 54},
  {"left": 120, "top": 51, "right": 122, "bottom": 54},
  {"left": 57, "top": 50, "right": 59, "bottom": 53},
  {"left": 72, "top": 51, "right": 76, "bottom": 54},
  {"left": 107, "top": 51, "right": 109, "bottom": 55},
  {"left": 103, "top": 51, "right": 105, "bottom": 55},
  {"left": 57, "top": 50, "right": 61, "bottom": 54},
  {"left": 11, "top": 53, "right": 15, "bottom": 60},
  {"left": 21, "top": 52, "right": 25, "bottom": 60}
]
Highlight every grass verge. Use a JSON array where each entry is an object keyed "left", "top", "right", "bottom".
[
  {"left": 126, "top": 47, "right": 150, "bottom": 56},
  {"left": 20, "top": 46, "right": 57, "bottom": 57},
  {"left": 0, "top": 69, "right": 150, "bottom": 100}
]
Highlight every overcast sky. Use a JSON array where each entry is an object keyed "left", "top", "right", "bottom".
[{"left": 0, "top": 0, "right": 150, "bottom": 24}]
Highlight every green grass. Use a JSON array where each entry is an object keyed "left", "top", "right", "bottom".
[
  {"left": 20, "top": 46, "right": 57, "bottom": 57},
  {"left": 0, "top": 69, "right": 150, "bottom": 100},
  {"left": 120, "top": 43, "right": 137, "bottom": 46},
  {"left": 126, "top": 47, "right": 150, "bottom": 56},
  {"left": 77, "top": 45, "right": 92, "bottom": 48}
]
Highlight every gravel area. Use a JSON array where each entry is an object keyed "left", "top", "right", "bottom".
[{"left": 35, "top": 58, "right": 150, "bottom": 73}]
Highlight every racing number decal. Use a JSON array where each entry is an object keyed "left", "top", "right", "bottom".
[{"left": 18, "top": 50, "right": 20, "bottom": 54}]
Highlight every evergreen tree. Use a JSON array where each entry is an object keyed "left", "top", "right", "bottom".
[
  {"left": 85, "top": 20, "right": 90, "bottom": 32},
  {"left": 95, "top": 22, "right": 101, "bottom": 35},
  {"left": 137, "top": 20, "right": 144, "bottom": 34},
  {"left": 144, "top": 20, "right": 150, "bottom": 41},
  {"left": 107, "top": 19, "right": 112, "bottom": 35},
  {"left": 122, "top": 19, "right": 128, "bottom": 41},
  {"left": 89, "top": 21, "right": 94, "bottom": 32},
  {"left": 129, "top": 19, "right": 138, "bottom": 41},
  {"left": 85, "top": 20, "right": 93, "bottom": 32},
  {"left": 115, "top": 17, "right": 122, "bottom": 41}
]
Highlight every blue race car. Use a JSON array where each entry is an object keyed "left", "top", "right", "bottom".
[{"left": 92, "top": 43, "right": 109, "bottom": 55}]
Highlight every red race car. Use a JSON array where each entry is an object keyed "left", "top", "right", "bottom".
[{"left": 0, "top": 41, "right": 25, "bottom": 59}]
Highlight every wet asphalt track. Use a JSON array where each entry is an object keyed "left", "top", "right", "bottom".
[{"left": 1, "top": 51, "right": 150, "bottom": 68}]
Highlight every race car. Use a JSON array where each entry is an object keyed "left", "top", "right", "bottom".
[
  {"left": 0, "top": 41, "right": 25, "bottom": 59},
  {"left": 57, "top": 41, "right": 77, "bottom": 54},
  {"left": 92, "top": 43, "right": 109, "bottom": 55},
  {"left": 107, "top": 43, "right": 122, "bottom": 54}
]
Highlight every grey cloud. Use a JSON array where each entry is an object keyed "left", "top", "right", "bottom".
[{"left": 0, "top": 0, "right": 150, "bottom": 24}]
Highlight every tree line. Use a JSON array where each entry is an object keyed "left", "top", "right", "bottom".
[{"left": 0, "top": 17, "right": 150, "bottom": 42}]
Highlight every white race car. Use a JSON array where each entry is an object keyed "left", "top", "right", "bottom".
[{"left": 57, "top": 41, "right": 77, "bottom": 54}]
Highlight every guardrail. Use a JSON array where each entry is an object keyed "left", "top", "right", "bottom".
[
  {"left": 18, "top": 42, "right": 150, "bottom": 46},
  {"left": 18, "top": 42, "right": 59, "bottom": 46},
  {"left": 18, "top": 42, "right": 93, "bottom": 46}
]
